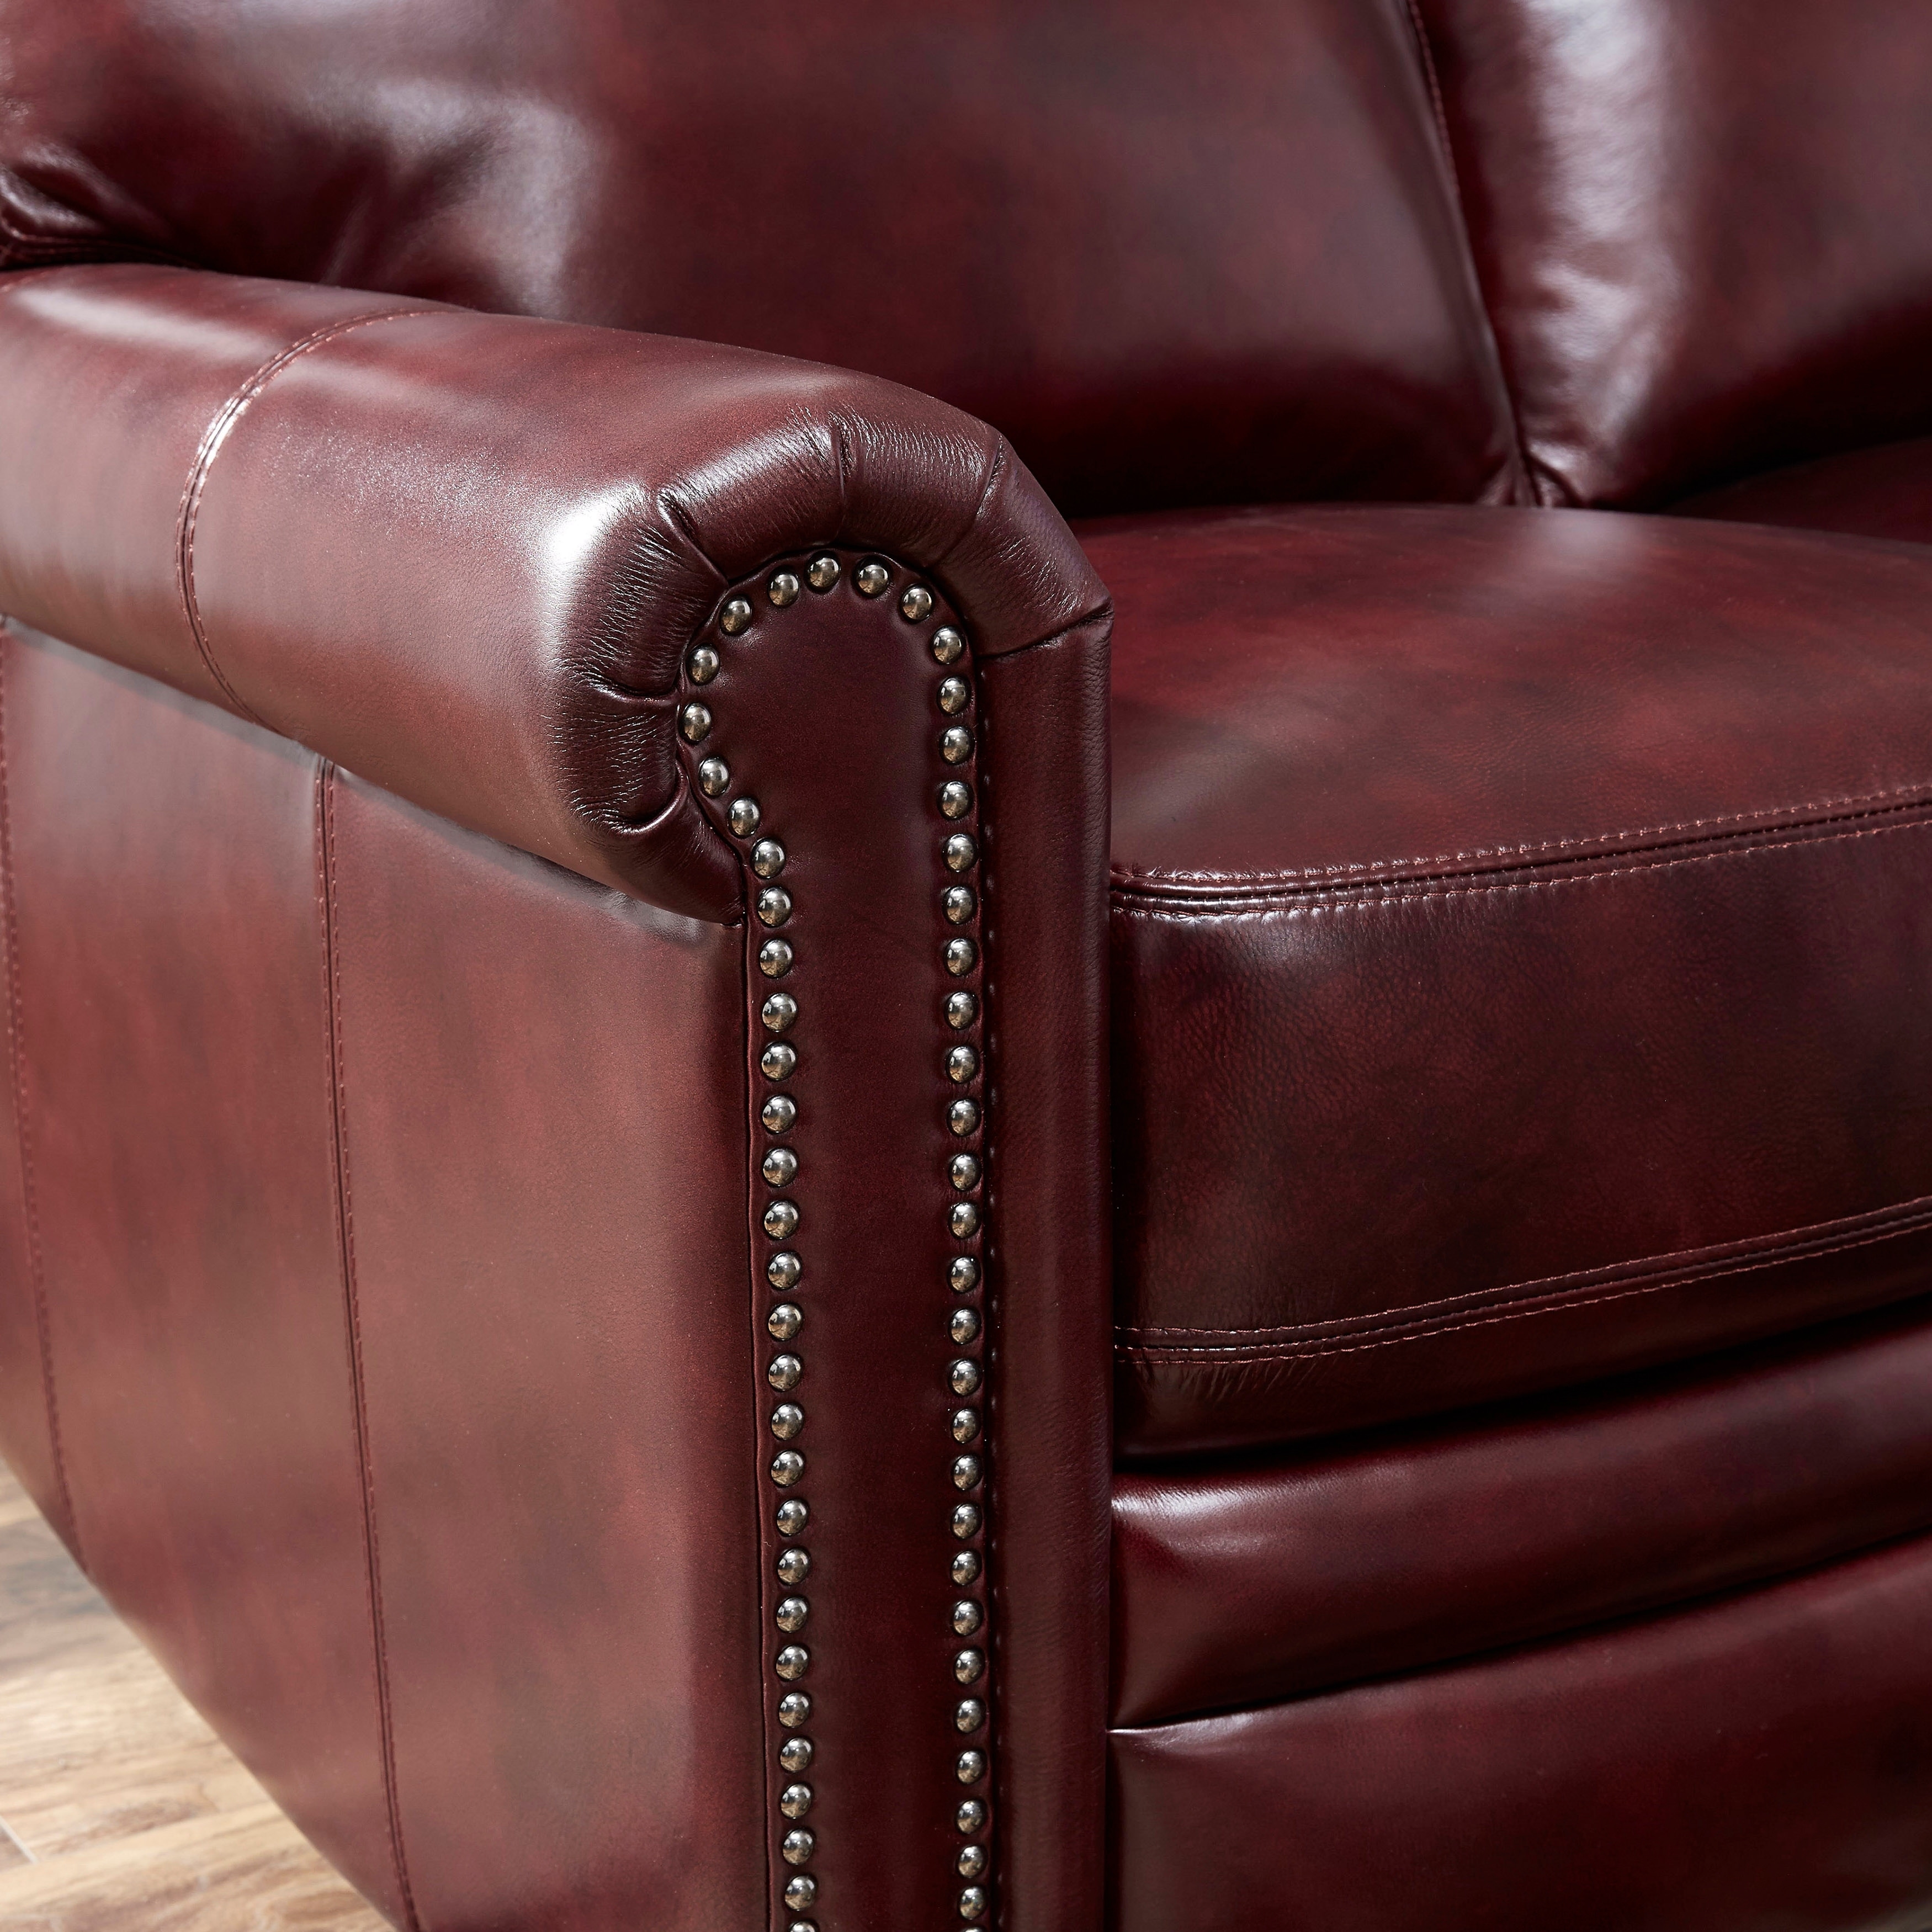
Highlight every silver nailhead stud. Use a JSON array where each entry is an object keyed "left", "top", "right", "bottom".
[
  {"left": 943, "top": 885, "right": 976, "bottom": 925},
  {"left": 949, "top": 1099, "right": 979, "bottom": 1136},
  {"left": 956, "top": 1697, "right": 985, "bottom": 1731},
  {"left": 764, "top": 1095, "right": 799, "bottom": 1133},
  {"left": 957, "top": 1747, "right": 986, "bottom": 1779},
  {"left": 768, "top": 1251, "right": 803, "bottom": 1290},
  {"left": 951, "top": 1360, "right": 983, "bottom": 1397},
  {"left": 771, "top": 1403, "right": 804, "bottom": 1440},
  {"left": 950, "top": 1202, "right": 980, "bottom": 1238},
  {"left": 808, "top": 555, "right": 841, "bottom": 592},
  {"left": 730, "top": 797, "right": 762, "bottom": 837},
  {"left": 781, "top": 1782, "right": 814, "bottom": 1818},
  {"left": 944, "top": 938, "right": 978, "bottom": 976},
  {"left": 950, "top": 1153, "right": 980, "bottom": 1190},
  {"left": 961, "top": 1884, "right": 988, "bottom": 1919},
  {"left": 777, "top": 1548, "right": 810, "bottom": 1585},
  {"left": 762, "top": 1043, "right": 798, "bottom": 1080},
  {"left": 763, "top": 1147, "right": 799, "bottom": 1186},
  {"left": 780, "top": 1735, "right": 814, "bottom": 1771},
  {"left": 953, "top": 1601, "right": 984, "bottom": 1637},
  {"left": 952, "top": 1503, "right": 981, "bottom": 1537},
  {"left": 776, "top": 1596, "right": 809, "bottom": 1631},
  {"left": 768, "top": 1304, "right": 803, "bottom": 1341},
  {"left": 719, "top": 597, "right": 753, "bottom": 636},
  {"left": 950, "top": 1256, "right": 980, "bottom": 1292},
  {"left": 939, "top": 780, "right": 973, "bottom": 820},
  {"left": 944, "top": 833, "right": 978, "bottom": 872},
  {"left": 765, "top": 1199, "right": 800, "bottom": 1238},
  {"left": 775, "top": 1645, "right": 810, "bottom": 1681},
  {"left": 932, "top": 627, "right": 967, "bottom": 666},
  {"left": 950, "top": 1310, "right": 980, "bottom": 1347},
  {"left": 951, "top": 1407, "right": 980, "bottom": 1443},
  {"left": 680, "top": 702, "right": 713, "bottom": 742},
  {"left": 947, "top": 1046, "right": 979, "bottom": 1084},
  {"left": 959, "top": 1845, "right": 988, "bottom": 1878},
  {"left": 772, "top": 1451, "right": 805, "bottom": 1486},
  {"left": 784, "top": 1873, "right": 817, "bottom": 1910},
  {"left": 760, "top": 940, "right": 795, "bottom": 978},
  {"left": 777, "top": 1500, "right": 810, "bottom": 1536},
  {"left": 946, "top": 991, "right": 978, "bottom": 1028},
  {"left": 952, "top": 1453, "right": 982, "bottom": 1490},
  {"left": 767, "top": 1354, "right": 803, "bottom": 1391},
  {"left": 753, "top": 838, "right": 787, "bottom": 878},
  {"left": 762, "top": 994, "right": 799, "bottom": 1036},
  {"left": 778, "top": 1691, "right": 813, "bottom": 1729},
  {"left": 941, "top": 726, "right": 973, "bottom": 765},
  {"left": 758, "top": 886, "right": 793, "bottom": 927},
  {"left": 698, "top": 756, "right": 730, "bottom": 797},
  {"left": 856, "top": 562, "right": 890, "bottom": 596},
  {"left": 769, "top": 571, "right": 802, "bottom": 607},
  {"left": 781, "top": 1827, "right": 814, "bottom": 1864},
  {"left": 937, "top": 676, "right": 969, "bottom": 715},
  {"left": 789, "top": 1920, "right": 815, "bottom": 1932},
  {"left": 900, "top": 584, "right": 935, "bottom": 622},
  {"left": 957, "top": 1799, "right": 986, "bottom": 1833},
  {"left": 953, "top": 1550, "right": 981, "bottom": 1586},
  {"left": 688, "top": 645, "right": 720, "bottom": 684}
]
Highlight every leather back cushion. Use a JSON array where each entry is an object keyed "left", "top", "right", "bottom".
[
  {"left": 1419, "top": 0, "right": 1932, "bottom": 507},
  {"left": 0, "top": 0, "right": 1517, "bottom": 516}
]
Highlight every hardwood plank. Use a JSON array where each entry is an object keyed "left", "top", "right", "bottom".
[{"left": 0, "top": 1459, "right": 386, "bottom": 1930}]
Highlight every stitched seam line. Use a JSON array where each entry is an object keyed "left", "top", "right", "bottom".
[
  {"left": 1112, "top": 813, "right": 1932, "bottom": 923},
  {"left": 176, "top": 309, "right": 438, "bottom": 727},
  {"left": 1119, "top": 1196, "right": 1932, "bottom": 1344},
  {"left": 0, "top": 631, "right": 80, "bottom": 1565},
  {"left": 319, "top": 764, "right": 422, "bottom": 1932},
  {"left": 1111, "top": 781, "right": 1932, "bottom": 898},
  {"left": 1400, "top": 0, "right": 1460, "bottom": 195},
  {"left": 1117, "top": 1204, "right": 1932, "bottom": 1364}
]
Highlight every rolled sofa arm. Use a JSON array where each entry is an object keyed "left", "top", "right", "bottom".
[{"left": 0, "top": 263, "right": 1113, "bottom": 1932}]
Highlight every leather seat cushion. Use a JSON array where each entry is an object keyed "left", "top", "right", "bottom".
[
  {"left": 1097, "top": 505, "right": 1932, "bottom": 1454},
  {"left": 1673, "top": 434, "right": 1932, "bottom": 547}
]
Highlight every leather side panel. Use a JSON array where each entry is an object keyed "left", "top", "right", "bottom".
[
  {"left": 322, "top": 768, "right": 762, "bottom": 1932},
  {"left": 1673, "top": 434, "right": 1932, "bottom": 548},
  {"left": 1114, "top": 1533, "right": 1932, "bottom": 1932},
  {"left": 1114, "top": 1298, "right": 1932, "bottom": 1724},
  {"left": 0, "top": 626, "right": 404, "bottom": 1918}
]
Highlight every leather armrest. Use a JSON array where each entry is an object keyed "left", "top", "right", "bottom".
[{"left": 0, "top": 262, "right": 1106, "bottom": 921}]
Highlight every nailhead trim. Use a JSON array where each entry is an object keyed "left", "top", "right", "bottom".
[{"left": 677, "top": 550, "right": 995, "bottom": 1932}]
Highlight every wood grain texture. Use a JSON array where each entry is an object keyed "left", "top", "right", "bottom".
[{"left": 0, "top": 1458, "right": 389, "bottom": 1931}]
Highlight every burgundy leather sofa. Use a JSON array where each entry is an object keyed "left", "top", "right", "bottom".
[{"left": 4, "top": 3, "right": 1932, "bottom": 1929}]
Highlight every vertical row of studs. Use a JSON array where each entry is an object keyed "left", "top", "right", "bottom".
[
  {"left": 680, "top": 560, "right": 826, "bottom": 1932},
  {"left": 927, "top": 609, "right": 994, "bottom": 1930}
]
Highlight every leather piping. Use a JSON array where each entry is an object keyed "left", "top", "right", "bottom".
[
  {"left": 1117, "top": 1192, "right": 1932, "bottom": 1364},
  {"left": 174, "top": 308, "right": 439, "bottom": 729},
  {"left": 0, "top": 625, "right": 80, "bottom": 1564},
  {"left": 317, "top": 762, "right": 423, "bottom": 1932}
]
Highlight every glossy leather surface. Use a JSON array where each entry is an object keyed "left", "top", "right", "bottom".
[
  {"left": 0, "top": 620, "right": 765, "bottom": 1929},
  {"left": 1101, "top": 505, "right": 1932, "bottom": 1450},
  {"left": 0, "top": 0, "right": 1517, "bottom": 514},
  {"left": 1675, "top": 436, "right": 1932, "bottom": 548},
  {"left": 1113, "top": 1531, "right": 1932, "bottom": 1932},
  {"left": 1417, "top": 0, "right": 1932, "bottom": 507},
  {"left": 1113, "top": 1297, "right": 1932, "bottom": 1725},
  {"left": 0, "top": 263, "right": 1105, "bottom": 923}
]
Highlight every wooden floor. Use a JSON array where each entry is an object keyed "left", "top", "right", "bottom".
[{"left": 0, "top": 1459, "right": 388, "bottom": 1931}]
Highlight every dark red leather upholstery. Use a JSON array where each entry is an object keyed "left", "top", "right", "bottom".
[
  {"left": 1113, "top": 1298, "right": 1932, "bottom": 1724},
  {"left": 1113, "top": 1532, "right": 1932, "bottom": 1932},
  {"left": 0, "top": 0, "right": 1519, "bottom": 514},
  {"left": 1416, "top": 0, "right": 1932, "bottom": 507},
  {"left": 1101, "top": 505, "right": 1932, "bottom": 1452},
  {"left": 1674, "top": 436, "right": 1932, "bottom": 547}
]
